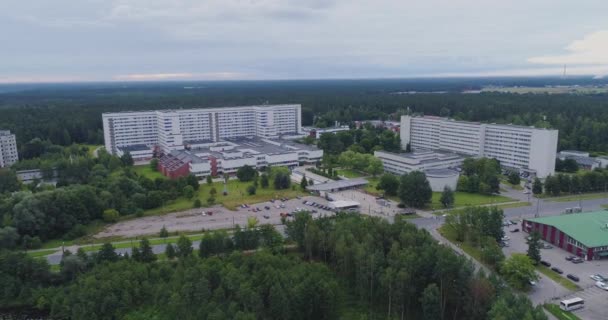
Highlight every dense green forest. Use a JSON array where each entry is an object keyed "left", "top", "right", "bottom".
[
  {"left": 1, "top": 78, "right": 608, "bottom": 154},
  {"left": 0, "top": 214, "right": 546, "bottom": 319}
]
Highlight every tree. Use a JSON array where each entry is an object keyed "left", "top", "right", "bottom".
[
  {"left": 507, "top": 172, "right": 520, "bottom": 185},
  {"left": 532, "top": 178, "right": 543, "bottom": 195},
  {"left": 103, "top": 209, "right": 120, "bottom": 223},
  {"left": 209, "top": 187, "right": 217, "bottom": 197},
  {"left": 500, "top": 253, "right": 538, "bottom": 290},
  {"left": 206, "top": 175, "right": 213, "bottom": 185},
  {"left": 526, "top": 231, "right": 541, "bottom": 265},
  {"left": 376, "top": 173, "right": 399, "bottom": 196},
  {"left": 0, "top": 169, "right": 20, "bottom": 194},
  {"left": 366, "top": 157, "right": 384, "bottom": 177},
  {"left": 149, "top": 158, "right": 159, "bottom": 171},
  {"left": 165, "top": 243, "right": 176, "bottom": 259},
  {"left": 300, "top": 174, "right": 308, "bottom": 190},
  {"left": 121, "top": 152, "right": 134, "bottom": 166},
  {"left": 182, "top": 185, "right": 195, "bottom": 199},
  {"left": 487, "top": 291, "right": 547, "bottom": 320},
  {"left": 271, "top": 167, "right": 291, "bottom": 190},
  {"left": 398, "top": 171, "right": 432, "bottom": 208},
  {"left": 159, "top": 225, "right": 169, "bottom": 238},
  {"left": 176, "top": 235, "right": 193, "bottom": 258},
  {"left": 440, "top": 186, "right": 455, "bottom": 208},
  {"left": 236, "top": 165, "right": 257, "bottom": 182},
  {"left": 247, "top": 185, "right": 257, "bottom": 195},
  {"left": 0, "top": 227, "right": 19, "bottom": 249},
  {"left": 207, "top": 196, "right": 216, "bottom": 206},
  {"left": 134, "top": 238, "right": 156, "bottom": 263},
  {"left": 193, "top": 198, "right": 202, "bottom": 208},
  {"left": 420, "top": 283, "right": 441, "bottom": 320},
  {"left": 97, "top": 243, "right": 118, "bottom": 263},
  {"left": 480, "top": 236, "right": 505, "bottom": 267},
  {"left": 260, "top": 173, "right": 269, "bottom": 188}
]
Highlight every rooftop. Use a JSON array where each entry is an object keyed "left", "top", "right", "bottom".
[
  {"left": 306, "top": 178, "right": 368, "bottom": 191},
  {"left": 425, "top": 168, "right": 459, "bottom": 177},
  {"left": 525, "top": 211, "right": 608, "bottom": 248}
]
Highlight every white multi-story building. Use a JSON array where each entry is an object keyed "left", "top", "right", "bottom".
[
  {"left": 102, "top": 104, "right": 302, "bottom": 157},
  {"left": 0, "top": 130, "right": 18, "bottom": 168},
  {"left": 400, "top": 115, "right": 558, "bottom": 178}
]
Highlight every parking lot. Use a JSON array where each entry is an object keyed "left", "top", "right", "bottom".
[
  {"left": 95, "top": 195, "right": 335, "bottom": 238},
  {"left": 501, "top": 222, "right": 608, "bottom": 319},
  {"left": 330, "top": 189, "right": 400, "bottom": 218}
]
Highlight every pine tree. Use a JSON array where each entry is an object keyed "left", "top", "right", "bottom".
[
  {"left": 527, "top": 231, "right": 541, "bottom": 265},
  {"left": 300, "top": 174, "right": 308, "bottom": 190},
  {"left": 165, "top": 243, "right": 176, "bottom": 260}
]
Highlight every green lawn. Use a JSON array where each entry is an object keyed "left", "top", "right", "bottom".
[
  {"left": 430, "top": 192, "right": 514, "bottom": 210},
  {"left": 336, "top": 169, "right": 365, "bottom": 178},
  {"left": 142, "top": 179, "right": 306, "bottom": 215},
  {"left": 133, "top": 165, "right": 166, "bottom": 180},
  {"left": 26, "top": 249, "right": 60, "bottom": 258},
  {"left": 544, "top": 303, "right": 581, "bottom": 320},
  {"left": 438, "top": 225, "right": 488, "bottom": 267},
  {"left": 545, "top": 192, "right": 608, "bottom": 203},
  {"left": 537, "top": 265, "right": 581, "bottom": 291}
]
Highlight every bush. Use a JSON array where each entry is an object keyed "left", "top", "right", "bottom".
[
  {"left": 103, "top": 209, "right": 120, "bottom": 223},
  {"left": 247, "top": 185, "right": 257, "bottom": 195},
  {"left": 63, "top": 224, "right": 87, "bottom": 240},
  {"left": 193, "top": 198, "right": 202, "bottom": 208}
]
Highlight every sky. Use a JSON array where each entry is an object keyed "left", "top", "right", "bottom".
[{"left": 1, "top": 0, "right": 608, "bottom": 83}]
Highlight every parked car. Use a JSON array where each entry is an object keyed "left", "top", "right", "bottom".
[
  {"left": 595, "top": 281, "right": 608, "bottom": 291},
  {"left": 510, "top": 228, "right": 520, "bottom": 233},
  {"left": 542, "top": 243, "right": 553, "bottom": 249},
  {"left": 264, "top": 206, "right": 271, "bottom": 210},
  {"left": 567, "top": 274, "right": 580, "bottom": 282},
  {"left": 206, "top": 211, "right": 213, "bottom": 216},
  {"left": 565, "top": 256, "right": 575, "bottom": 261},
  {"left": 296, "top": 196, "right": 302, "bottom": 199},
  {"left": 590, "top": 274, "right": 607, "bottom": 282},
  {"left": 270, "top": 199, "right": 275, "bottom": 203},
  {"left": 263, "top": 214, "right": 270, "bottom": 219},
  {"left": 501, "top": 236, "right": 510, "bottom": 241},
  {"left": 529, "top": 279, "right": 537, "bottom": 286},
  {"left": 540, "top": 260, "right": 551, "bottom": 267},
  {"left": 551, "top": 267, "right": 563, "bottom": 274},
  {"left": 571, "top": 257, "right": 584, "bottom": 264},
  {"left": 509, "top": 220, "right": 516, "bottom": 225}
]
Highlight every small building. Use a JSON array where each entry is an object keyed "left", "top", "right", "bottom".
[
  {"left": 557, "top": 150, "right": 601, "bottom": 170},
  {"left": 523, "top": 211, "right": 608, "bottom": 261},
  {"left": 117, "top": 144, "right": 154, "bottom": 163},
  {"left": 302, "top": 126, "right": 350, "bottom": 139},
  {"left": 329, "top": 200, "right": 360, "bottom": 210},
  {"left": 306, "top": 178, "right": 368, "bottom": 193}
]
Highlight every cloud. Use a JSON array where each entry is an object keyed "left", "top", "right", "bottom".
[
  {"left": 113, "top": 72, "right": 248, "bottom": 81},
  {"left": 528, "top": 30, "right": 608, "bottom": 65}
]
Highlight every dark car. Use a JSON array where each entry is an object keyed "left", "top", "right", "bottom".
[
  {"left": 565, "top": 256, "right": 575, "bottom": 261},
  {"left": 567, "top": 274, "right": 580, "bottom": 282},
  {"left": 551, "top": 267, "right": 563, "bottom": 274},
  {"left": 540, "top": 260, "right": 551, "bottom": 267},
  {"left": 264, "top": 206, "right": 270, "bottom": 210},
  {"left": 510, "top": 228, "right": 520, "bottom": 233}
]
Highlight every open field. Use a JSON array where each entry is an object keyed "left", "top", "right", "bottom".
[
  {"left": 336, "top": 169, "right": 365, "bottom": 178},
  {"left": 544, "top": 303, "right": 581, "bottom": 320},
  {"left": 481, "top": 85, "right": 608, "bottom": 95},
  {"left": 536, "top": 265, "right": 581, "bottom": 291},
  {"left": 438, "top": 225, "right": 490, "bottom": 269},
  {"left": 133, "top": 165, "right": 166, "bottom": 180},
  {"left": 430, "top": 192, "right": 514, "bottom": 210}
]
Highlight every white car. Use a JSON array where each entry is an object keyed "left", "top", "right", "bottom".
[
  {"left": 501, "top": 236, "right": 510, "bottom": 241},
  {"left": 595, "top": 281, "right": 608, "bottom": 291},
  {"left": 590, "top": 274, "right": 606, "bottom": 282}
]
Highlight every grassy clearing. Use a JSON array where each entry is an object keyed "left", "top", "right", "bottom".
[
  {"left": 133, "top": 165, "right": 166, "bottom": 180},
  {"left": 544, "top": 303, "right": 582, "bottom": 320},
  {"left": 335, "top": 169, "right": 365, "bottom": 178},
  {"left": 545, "top": 192, "right": 608, "bottom": 203},
  {"left": 537, "top": 265, "right": 581, "bottom": 291},
  {"left": 26, "top": 249, "right": 60, "bottom": 258},
  {"left": 438, "top": 225, "right": 487, "bottom": 268},
  {"left": 430, "top": 192, "right": 514, "bottom": 210}
]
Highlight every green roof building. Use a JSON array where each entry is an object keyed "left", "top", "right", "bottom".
[{"left": 523, "top": 211, "right": 608, "bottom": 261}]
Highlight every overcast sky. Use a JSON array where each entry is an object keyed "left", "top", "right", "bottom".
[{"left": 1, "top": 0, "right": 607, "bottom": 83}]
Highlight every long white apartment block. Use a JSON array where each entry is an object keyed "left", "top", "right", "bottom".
[
  {"left": 0, "top": 130, "right": 19, "bottom": 168},
  {"left": 102, "top": 104, "right": 302, "bottom": 156},
  {"left": 400, "top": 115, "right": 558, "bottom": 178}
]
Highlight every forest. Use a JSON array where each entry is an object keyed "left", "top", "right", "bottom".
[
  {"left": 1, "top": 77, "right": 608, "bottom": 153},
  {"left": 0, "top": 213, "right": 546, "bottom": 320}
]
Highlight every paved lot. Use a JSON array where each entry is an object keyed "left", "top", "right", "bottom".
[
  {"left": 95, "top": 195, "right": 334, "bottom": 238},
  {"left": 330, "top": 189, "right": 400, "bottom": 218},
  {"left": 502, "top": 223, "right": 608, "bottom": 318}
]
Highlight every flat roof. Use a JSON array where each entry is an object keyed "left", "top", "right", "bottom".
[
  {"left": 525, "top": 211, "right": 608, "bottom": 248},
  {"left": 425, "top": 168, "right": 459, "bottom": 177},
  {"left": 329, "top": 200, "right": 360, "bottom": 208},
  {"left": 306, "top": 178, "right": 368, "bottom": 191}
]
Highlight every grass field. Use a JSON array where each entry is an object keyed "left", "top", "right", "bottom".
[
  {"left": 335, "top": 169, "right": 365, "bottom": 178},
  {"left": 133, "top": 165, "right": 166, "bottom": 180},
  {"left": 537, "top": 265, "right": 581, "bottom": 291},
  {"left": 26, "top": 249, "right": 60, "bottom": 258},
  {"left": 545, "top": 192, "right": 608, "bottom": 203},
  {"left": 438, "top": 225, "right": 489, "bottom": 268},
  {"left": 430, "top": 192, "right": 514, "bottom": 210},
  {"left": 544, "top": 303, "right": 581, "bottom": 320}
]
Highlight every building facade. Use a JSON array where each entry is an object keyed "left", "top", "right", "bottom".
[
  {"left": 0, "top": 130, "right": 18, "bottom": 168},
  {"left": 103, "top": 104, "right": 302, "bottom": 157},
  {"left": 400, "top": 115, "right": 558, "bottom": 178},
  {"left": 523, "top": 211, "right": 608, "bottom": 261}
]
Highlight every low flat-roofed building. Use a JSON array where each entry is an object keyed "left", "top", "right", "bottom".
[
  {"left": 329, "top": 200, "right": 360, "bottom": 210},
  {"left": 523, "top": 211, "right": 608, "bottom": 261},
  {"left": 557, "top": 150, "right": 601, "bottom": 170},
  {"left": 302, "top": 126, "right": 350, "bottom": 139},
  {"left": 306, "top": 178, "right": 368, "bottom": 192},
  {"left": 374, "top": 149, "right": 464, "bottom": 176},
  {"left": 117, "top": 144, "right": 154, "bottom": 162}
]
